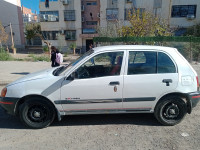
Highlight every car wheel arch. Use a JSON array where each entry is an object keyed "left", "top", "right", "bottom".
[
  {"left": 15, "top": 95, "right": 57, "bottom": 116},
  {"left": 155, "top": 92, "right": 191, "bottom": 114}
]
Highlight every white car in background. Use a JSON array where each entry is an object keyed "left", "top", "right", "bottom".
[{"left": 1, "top": 45, "right": 200, "bottom": 129}]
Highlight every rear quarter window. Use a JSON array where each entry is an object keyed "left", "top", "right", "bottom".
[{"left": 158, "top": 52, "right": 176, "bottom": 73}]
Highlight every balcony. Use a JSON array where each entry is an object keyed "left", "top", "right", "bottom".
[
  {"left": 82, "top": 28, "right": 97, "bottom": 34},
  {"left": 80, "top": 28, "right": 98, "bottom": 38}
]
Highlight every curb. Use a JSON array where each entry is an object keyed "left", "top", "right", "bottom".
[{"left": 0, "top": 81, "right": 12, "bottom": 86}]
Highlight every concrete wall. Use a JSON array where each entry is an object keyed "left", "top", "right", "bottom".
[{"left": 0, "top": 0, "right": 25, "bottom": 48}]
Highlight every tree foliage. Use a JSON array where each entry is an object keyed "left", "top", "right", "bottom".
[
  {"left": 24, "top": 23, "right": 51, "bottom": 56},
  {"left": 24, "top": 23, "right": 41, "bottom": 40},
  {"left": 185, "top": 23, "right": 200, "bottom": 62},
  {"left": 0, "top": 21, "right": 8, "bottom": 46},
  {"left": 120, "top": 9, "right": 172, "bottom": 37}
]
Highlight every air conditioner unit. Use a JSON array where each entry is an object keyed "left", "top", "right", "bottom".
[
  {"left": 82, "top": 17, "right": 84, "bottom": 22},
  {"left": 97, "top": 13, "right": 100, "bottom": 18},
  {"left": 187, "top": 14, "right": 195, "bottom": 20},
  {"left": 63, "top": 0, "right": 69, "bottom": 5}
]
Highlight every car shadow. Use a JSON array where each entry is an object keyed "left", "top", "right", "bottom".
[
  {"left": 11, "top": 72, "right": 30, "bottom": 75},
  {"left": 0, "top": 107, "right": 161, "bottom": 129},
  {"left": 51, "top": 113, "right": 161, "bottom": 127}
]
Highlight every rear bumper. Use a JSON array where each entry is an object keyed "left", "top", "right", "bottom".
[
  {"left": 187, "top": 91, "right": 200, "bottom": 108},
  {"left": 0, "top": 97, "right": 19, "bottom": 115}
]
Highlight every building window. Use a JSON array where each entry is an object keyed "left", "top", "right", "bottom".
[
  {"left": 124, "top": 8, "right": 145, "bottom": 20},
  {"left": 64, "top": 10, "right": 75, "bottom": 21},
  {"left": 40, "top": 11, "right": 59, "bottom": 22},
  {"left": 86, "top": 1, "right": 97, "bottom": 5},
  {"left": 106, "top": 8, "right": 118, "bottom": 20},
  {"left": 42, "top": 31, "right": 59, "bottom": 40},
  {"left": 82, "top": 28, "right": 97, "bottom": 34},
  {"left": 86, "top": 21, "right": 98, "bottom": 25},
  {"left": 171, "top": 5, "right": 197, "bottom": 18},
  {"left": 65, "top": 30, "right": 76, "bottom": 40}
]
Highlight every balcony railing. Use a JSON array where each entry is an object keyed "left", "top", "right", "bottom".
[{"left": 82, "top": 28, "right": 97, "bottom": 34}]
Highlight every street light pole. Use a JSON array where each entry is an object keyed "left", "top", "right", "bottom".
[{"left": 9, "top": 22, "right": 16, "bottom": 54}]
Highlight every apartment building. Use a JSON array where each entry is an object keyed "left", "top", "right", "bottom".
[
  {"left": 22, "top": 6, "right": 39, "bottom": 23},
  {"left": 39, "top": 0, "right": 200, "bottom": 52},
  {"left": 39, "top": 0, "right": 82, "bottom": 51},
  {"left": 0, "top": 0, "right": 25, "bottom": 49},
  {"left": 132, "top": 0, "right": 200, "bottom": 28}
]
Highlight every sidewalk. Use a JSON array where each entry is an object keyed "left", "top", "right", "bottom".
[{"left": 0, "top": 61, "right": 52, "bottom": 86}]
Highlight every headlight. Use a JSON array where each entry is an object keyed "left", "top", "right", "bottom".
[{"left": 1, "top": 87, "right": 7, "bottom": 97}]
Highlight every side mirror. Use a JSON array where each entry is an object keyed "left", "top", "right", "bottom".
[{"left": 66, "top": 72, "right": 77, "bottom": 81}]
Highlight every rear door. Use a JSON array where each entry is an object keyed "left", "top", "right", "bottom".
[{"left": 123, "top": 50, "right": 179, "bottom": 111}]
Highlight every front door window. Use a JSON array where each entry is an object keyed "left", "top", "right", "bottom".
[{"left": 75, "top": 51, "right": 124, "bottom": 79}]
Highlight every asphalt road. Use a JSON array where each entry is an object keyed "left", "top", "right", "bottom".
[{"left": 0, "top": 62, "right": 200, "bottom": 150}]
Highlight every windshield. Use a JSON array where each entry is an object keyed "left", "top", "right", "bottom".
[{"left": 53, "top": 50, "right": 94, "bottom": 76}]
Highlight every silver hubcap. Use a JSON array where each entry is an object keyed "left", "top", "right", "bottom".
[{"left": 34, "top": 111, "right": 41, "bottom": 118}]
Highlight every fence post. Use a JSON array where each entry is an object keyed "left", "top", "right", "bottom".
[{"left": 189, "top": 36, "right": 193, "bottom": 63}]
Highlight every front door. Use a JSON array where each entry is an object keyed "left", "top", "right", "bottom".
[
  {"left": 123, "top": 50, "right": 179, "bottom": 111},
  {"left": 60, "top": 51, "right": 125, "bottom": 114}
]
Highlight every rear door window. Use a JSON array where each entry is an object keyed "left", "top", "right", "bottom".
[{"left": 128, "top": 51, "right": 157, "bottom": 75}]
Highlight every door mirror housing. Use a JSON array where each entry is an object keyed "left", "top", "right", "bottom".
[{"left": 66, "top": 72, "right": 77, "bottom": 80}]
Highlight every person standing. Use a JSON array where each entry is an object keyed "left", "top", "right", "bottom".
[{"left": 51, "top": 46, "right": 57, "bottom": 67}]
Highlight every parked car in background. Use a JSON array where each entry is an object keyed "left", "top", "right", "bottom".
[{"left": 1, "top": 45, "right": 200, "bottom": 129}]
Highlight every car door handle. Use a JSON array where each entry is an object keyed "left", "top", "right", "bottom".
[
  {"left": 162, "top": 79, "right": 172, "bottom": 86},
  {"left": 109, "top": 81, "right": 120, "bottom": 86}
]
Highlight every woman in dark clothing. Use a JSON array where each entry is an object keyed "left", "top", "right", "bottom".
[{"left": 51, "top": 46, "right": 57, "bottom": 67}]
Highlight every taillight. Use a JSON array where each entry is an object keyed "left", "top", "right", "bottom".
[
  {"left": 1, "top": 88, "right": 7, "bottom": 97},
  {"left": 196, "top": 76, "right": 199, "bottom": 90}
]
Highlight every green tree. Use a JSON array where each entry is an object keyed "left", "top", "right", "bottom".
[
  {"left": 24, "top": 23, "right": 52, "bottom": 56},
  {"left": 69, "top": 43, "right": 77, "bottom": 55},
  {"left": 121, "top": 9, "right": 172, "bottom": 39}
]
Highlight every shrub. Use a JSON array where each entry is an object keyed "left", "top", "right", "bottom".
[
  {"left": 0, "top": 48, "right": 13, "bottom": 61},
  {"left": 43, "top": 46, "right": 49, "bottom": 52}
]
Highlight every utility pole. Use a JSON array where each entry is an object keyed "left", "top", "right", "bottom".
[{"left": 9, "top": 22, "right": 16, "bottom": 54}]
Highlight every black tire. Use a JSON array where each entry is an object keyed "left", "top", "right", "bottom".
[
  {"left": 19, "top": 97, "right": 56, "bottom": 129},
  {"left": 154, "top": 96, "right": 187, "bottom": 126}
]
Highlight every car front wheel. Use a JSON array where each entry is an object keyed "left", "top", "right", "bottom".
[
  {"left": 154, "top": 96, "right": 187, "bottom": 126},
  {"left": 19, "top": 97, "right": 56, "bottom": 129}
]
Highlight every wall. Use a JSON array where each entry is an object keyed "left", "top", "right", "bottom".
[{"left": 0, "top": 0, "right": 25, "bottom": 48}]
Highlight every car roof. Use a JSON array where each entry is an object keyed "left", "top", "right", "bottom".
[{"left": 93, "top": 45, "right": 177, "bottom": 53}]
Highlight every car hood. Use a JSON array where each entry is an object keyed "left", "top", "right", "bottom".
[{"left": 7, "top": 68, "right": 56, "bottom": 86}]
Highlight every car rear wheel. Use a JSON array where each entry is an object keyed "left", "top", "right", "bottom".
[
  {"left": 154, "top": 96, "right": 187, "bottom": 126},
  {"left": 19, "top": 97, "right": 55, "bottom": 129}
]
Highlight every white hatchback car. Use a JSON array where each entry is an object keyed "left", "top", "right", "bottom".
[{"left": 1, "top": 45, "right": 200, "bottom": 129}]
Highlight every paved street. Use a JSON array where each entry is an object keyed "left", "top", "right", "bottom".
[{"left": 0, "top": 61, "right": 200, "bottom": 150}]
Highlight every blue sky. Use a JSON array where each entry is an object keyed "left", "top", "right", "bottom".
[{"left": 21, "top": 0, "right": 39, "bottom": 14}]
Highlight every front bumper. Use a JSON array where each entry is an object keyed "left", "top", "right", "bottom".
[{"left": 0, "top": 97, "right": 19, "bottom": 115}]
